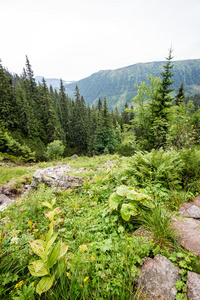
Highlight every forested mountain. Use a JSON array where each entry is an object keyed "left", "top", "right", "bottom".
[
  {"left": 64, "top": 59, "right": 200, "bottom": 110},
  {"left": 35, "top": 76, "right": 75, "bottom": 89},
  {"left": 1, "top": 54, "right": 200, "bottom": 162}
]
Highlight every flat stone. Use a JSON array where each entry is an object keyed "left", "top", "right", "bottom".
[
  {"left": 136, "top": 254, "right": 180, "bottom": 299},
  {"left": 173, "top": 216, "right": 200, "bottom": 256},
  {"left": 187, "top": 271, "right": 200, "bottom": 300}
]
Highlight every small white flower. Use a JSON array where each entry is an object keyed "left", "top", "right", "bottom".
[
  {"left": 0, "top": 205, "right": 8, "bottom": 212},
  {"left": 11, "top": 237, "right": 19, "bottom": 244}
]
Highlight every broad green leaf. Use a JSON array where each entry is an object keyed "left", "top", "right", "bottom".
[
  {"left": 29, "top": 240, "right": 46, "bottom": 260},
  {"left": 116, "top": 185, "right": 130, "bottom": 196},
  {"left": 28, "top": 260, "right": 48, "bottom": 277},
  {"left": 59, "top": 242, "right": 68, "bottom": 258},
  {"left": 46, "top": 225, "right": 54, "bottom": 243},
  {"left": 54, "top": 257, "right": 67, "bottom": 279},
  {"left": 45, "top": 233, "right": 58, "bottom": 256},
  {"left": 36, "top": 276, "right": 54, "bottom": 295},
  {"left": 47, "top": 241, "right": 60, "bottom": 269},
  {"left": 108, "top": 192, "right": 122, "bottom": 210},
  {"left": 120, "top": 203, "right": 138, "bottom": 221},
  {"left": 51, "top": 198, "right": 56, "bottom": 206},
  {"left": 126, "top": 190, "right": 149, "bottom": 201},
  {"left": 141, "top": 199, "right": 154, "bottom": 208},
  {"left": 42, "top": 202, "right": 52, "bottom": 209}
]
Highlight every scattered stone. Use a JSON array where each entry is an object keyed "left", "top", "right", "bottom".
[
  {"left": 187, "top": 271, "right": 200, "bottom": 300},
  {"left": 173, "top": 216, "right": 200, "bottom": 256},
  {"left": 71, "top": 154, "right": 78, "bottom": 159},
  {"left": 31, "top": 164, "right": 85, "bottom": 191},
  {"left": 0, "top": 194, "right": 14, "bottom": 205},
  {"left": 136, "top": 254, "right": 180, "bottom": 299},
  {"left": 0, "top": 162, "right": 6, "bottom": 166},
  {"left": 179, "top": 204, "right": 200, "bottom": 219}
]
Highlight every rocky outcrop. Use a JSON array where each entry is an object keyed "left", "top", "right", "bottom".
[
  {"left": 136, "top": 255, "right": 181, "bottom": 299},
  {"left": 173, "top": 216, "right": 200, "bottom": 257},
  {"left": 187, "top": 271, "right": 200, "bottom": 300},
  {"left": 179, "top": 202, "right": 200, "bottom": 218},
  {"left": 31, "top": 164, "right": 85, "bottom": 191}
]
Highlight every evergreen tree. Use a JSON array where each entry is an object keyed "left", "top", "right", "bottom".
[
  {"left": 40, "top": 78, "right": 61, "bottom": 143},
  {"left": 150, "top": 48, "right": 174, "bottom": 148},
  {"left": 175, "top": 82, "right": 185, "bottom": 106},
  {"left": 0, "top": 61, "right": 18, "bottom": 130}
]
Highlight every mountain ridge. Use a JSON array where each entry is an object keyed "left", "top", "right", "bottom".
[
  {"left": 64, "top": 58, "right": 200, "bottom": 110},
  {"left": 38, "top": 58, "right": 200, "bottom": 111}
]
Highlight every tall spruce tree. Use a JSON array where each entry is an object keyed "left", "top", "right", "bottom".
[
  {"left": 175, "top": 82, "right": 185, "bottom": 106},
  {"left": 150, "top": 48, "right": 174, "bottom": 148}
]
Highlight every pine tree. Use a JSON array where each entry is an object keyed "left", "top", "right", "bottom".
[
  {"left": 175, "top": 82, "right": 185, "bottom": 106},
  {"left": 150, "top": 48, "right": 174, "bottom": 148},
  {"left": 0, "top": 61, "right": 17, "bottom": 130}
]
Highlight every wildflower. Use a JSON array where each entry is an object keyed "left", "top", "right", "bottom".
[
  {"left": 11, "top": 237, "right": 19, "bottom": 244},
  {"left": 151, "top": 239, "right": 154, "bottom": 242},
  {"left": 127, "top": 245, "right": 130, "bottom": 248},
  {"left": 9, "top": 290, "right": 13, "bottom": 294},
  {"left": 91, "top": 256, "right": 95, "bottom": 262},
  {"left": 148, "top": 171, "right": 153, "bottom": 174},
  {"left": 84, "top": 276, "right": 89, "bottom": 282},
  {"left": 15, "top": 280, "right": 24, "bottom": 288},
  {"left": 79, "top": 244, "right": 88, "bottom": 252},
  {"left": 31, "top": 282, "right": 35, "bottom": 287}
]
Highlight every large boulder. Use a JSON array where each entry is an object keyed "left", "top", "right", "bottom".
[
  {"left": 187, "top": 271, "right": 200, "bottom": 300},
  {"left": 136, "top": 254, "right": 181, "bottom": 299},
  {"left": 179, "top": 203, "right": 200, "bottom": 219},
  {"left": 173, "top": 216, "right": 200, "bottom": 256},
  {"left": 31, "top": 164, "right": 85, "bottom": 191}
]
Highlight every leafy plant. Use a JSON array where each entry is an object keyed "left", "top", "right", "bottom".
[
  {"left": 109, "top": 185, "right": 153, "bottom": 221},
  {"left": 45, "top": 140, "right": 65, "bottom": 160},
  {"left": 28, "top": 198, "right": 68, "bottom": 295}
]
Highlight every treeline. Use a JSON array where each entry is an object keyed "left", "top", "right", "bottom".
[
  {"left": 1, "top": 53, "right": 200, "bottom": 162},
  {"left": 0, "top": 57, "right": 133, "bottom": 161}
]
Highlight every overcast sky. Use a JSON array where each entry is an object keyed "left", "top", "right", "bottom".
[{"left": 1, "top": 0, "right": 200, "bottom": 81}]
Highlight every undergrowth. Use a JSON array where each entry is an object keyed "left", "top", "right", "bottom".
[{"left": 0, "top": 149, "right": 199, "bottom": 299}]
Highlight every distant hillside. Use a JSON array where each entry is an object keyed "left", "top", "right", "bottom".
[
  {"left": 35, "top": 76, "right": 75, "bottom": 89},
  {"left": 64, "top": 59, "right": 200, "bottom": 111}
]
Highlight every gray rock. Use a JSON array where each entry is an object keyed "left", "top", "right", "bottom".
[
  {"left": 187, "top": 271, "right": 200, "bottom": 300},
  {"left": 173, "top": 216, "right": 200, "bottom": 256},
  {"left": 0, "top": 194, "right": 14, "bottom": 205},
  {"left": 136, "top": 254, "right": 180, "bottom": 299},
  {"left": 31, "top": 164, "right": 85, "bottom": 191},
  {"left": 179, "top": 204, "right": 200, "bottom": 218},
  {"left": 71, "top": 154, "right": 78, "bottom": 159}
]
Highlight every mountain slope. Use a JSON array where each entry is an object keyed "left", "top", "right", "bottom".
[
  {"left": 35, "top": 76, "right": 75, "bottom": 89},
  {"left": 64, "top": 59, "right": 200, "bottom": 110}
]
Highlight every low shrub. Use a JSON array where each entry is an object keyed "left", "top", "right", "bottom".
[{"left": 45, "top": 140, "right": 65, "bottom": 160}]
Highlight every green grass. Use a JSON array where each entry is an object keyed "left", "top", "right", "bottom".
[
  {"left": 0, "top": 166, "right": 33, "bottom": 185},
  {"left": 0, "top": 151, "right": 200, "bottom": 299}
]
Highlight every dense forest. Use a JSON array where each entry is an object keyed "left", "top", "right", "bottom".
[{"left": 1, "top": 52, "right": 200, "bottom": 162}]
